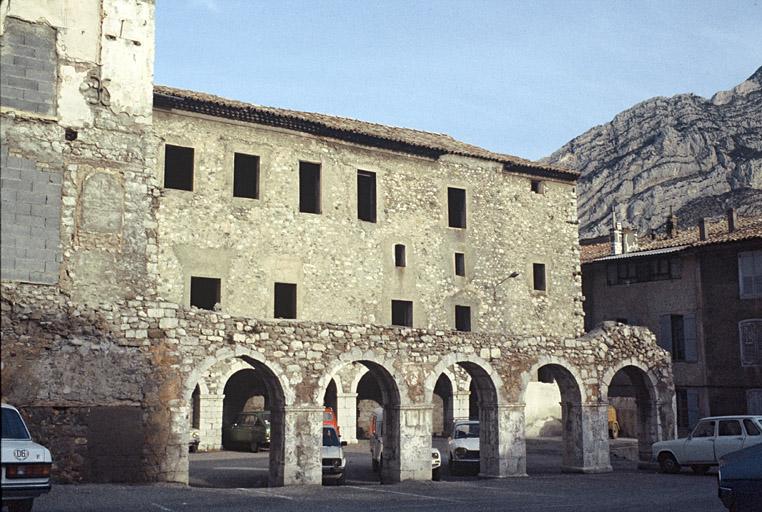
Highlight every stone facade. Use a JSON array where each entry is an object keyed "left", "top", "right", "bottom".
[{"left": 1, "top": 0, "right": 676, "bottom": 486}]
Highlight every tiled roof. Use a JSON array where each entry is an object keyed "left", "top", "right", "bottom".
[
  {"left": 153, "top": 85, "right": 578, "bottom": 182},
  {"left": 581, "top": 216, "right": 762, "bottom": 263}
]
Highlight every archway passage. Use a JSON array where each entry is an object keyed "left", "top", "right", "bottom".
[
  {"left": 324, "top": 378, "right": 338, "bottom": 422},
  {"left": 356, "top": 370, "right": 383, "bottom": 440},
  {"left": 607, "top": 366, "right": 658, "bottom": 465},
  {"left": 188, "top": 356, "right": 287, "bottom": 488},
  {"left": 433, "top": 374, "right": 453, "bottom": 436},
  {"left": 444, "top": 361, "right": 500, "bottom": 479},
  {"left": 525, "top": 364, "right": 583, "bottom": 474}
]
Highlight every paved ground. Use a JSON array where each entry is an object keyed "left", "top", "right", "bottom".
[{"left": 29, "top": 439, "right": 725, "bottom": 512}]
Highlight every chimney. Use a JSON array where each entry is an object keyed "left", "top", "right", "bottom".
[
  {"left": 666, "top": 207, "right": 678, "bottom": 238},
  {"left": 727, "top": 208, "right": 737, "bottom": 233},
  {"left": 610, "top": 210, "right": 623, "bottom": 255},
  {"left": 698, "top": 218, "right": 708, "bottom": 241}
]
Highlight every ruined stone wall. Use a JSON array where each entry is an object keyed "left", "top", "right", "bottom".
[
  {"left": 1, "top": 282, "right": 674, "bottom": 483},
  {"left": 153, "top": 110, "right": 583, "bottom": 338}
]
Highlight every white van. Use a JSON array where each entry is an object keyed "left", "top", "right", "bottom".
[{"left": 369, "top": 407, "right": 441, "bottom": 480}]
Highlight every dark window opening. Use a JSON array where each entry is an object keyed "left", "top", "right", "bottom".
[
  {"left": 357, "top": 170, "right": 376, "bottom": 222},
  {"left": 671, "top": 314, "right": 686, "bottom": 361},
  {"left": 274, "top": 283, "right": 297, "bottom": 319},
  {"left": 164, "top": 144, "right": 194, "bottom": 191},
  {"left": 64, "top": 128, "right": 78, "bottom": 141},
  {"left": 391, "top": 300, "right": 413, "bottom": 327},
  {"left": 531, "top": 180, "right": 544, "bottom": 194},
  {"left": 233, "top": 153, "right": 260, "bottom": 199},
  {"left": 533, "top": 263, "right": 546, "bottom": 291},
  {"left": 299, "top": 161, "right": 321, "bottom": 213},
  {"left": 455, "top": 305, "right": 471, "bottom": 331},
  {"left": 607, "top": 257, "right": 681, "bottom": 285},
  {"left": 394, "top": 244, "right": 406, "bottom": 267},
  {"left": 447, "top": 187, "right": 466, "bottom": 228},
  {"left": 190, "top": 276, "right": 220, "bottom": 310},
  {"left": 454, "top": 253, "right": 465, "bottom": 276}
]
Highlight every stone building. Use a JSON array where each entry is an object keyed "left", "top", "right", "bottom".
[
  {"left": 1, "top": 0, "right": 675, "bottom": 486},
  {"left": 582, "top": 212, "right": 762, "bottom": 436}
]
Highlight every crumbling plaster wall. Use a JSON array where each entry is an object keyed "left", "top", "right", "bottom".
[
  {"left": 0, "top": 0, "right": 158, "bottom": 304},
  {"left": 153, "top": 110, "right": 584, "bottom": 338}
]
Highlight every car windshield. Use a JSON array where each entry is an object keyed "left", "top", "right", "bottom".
[
  {"left": 2, "top": 408, "right": 30, "bottom": 440},
  {"left": 323, "top": 427, "right": 340, "bottom": 447},
  {"left": 454, "top": 423, "right": 479, "bottom": 438}
]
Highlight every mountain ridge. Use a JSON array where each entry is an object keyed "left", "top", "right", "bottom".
[{"left": 545, "top": 67, "right": 762, "bottom": 239}]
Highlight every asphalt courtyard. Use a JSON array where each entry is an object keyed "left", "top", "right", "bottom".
[{"left": 28, "top": 439, "right": 725, "bottom": 512}]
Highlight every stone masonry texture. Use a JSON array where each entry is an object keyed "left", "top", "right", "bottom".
[{"left": 0, "top": 0, "right": 676, "bottom": 487}]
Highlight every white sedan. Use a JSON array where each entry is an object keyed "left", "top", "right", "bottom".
[
  {"left": 448, "top": 419, "right": 480, "bottom": 472},
  {"left": 1, "top": 404, "right": 52, "bottom": 512},
  {"left": 652, "top": 415, "right": 762, "bottom": 474}
]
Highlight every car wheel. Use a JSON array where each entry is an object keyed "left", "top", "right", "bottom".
[
  {"left": 250, "top": 440, "right": 259, "bottom": 453},
  {"left": 371, "top": 458, "right": 379, "bottom": 472},
  {"left": 658, "top": 453, "right": 681, "bottom": 474},
  {"left": 189, "top": 444, "right": 198, "bottom": 453},
  {"left": 337, "top": 472, "right": 346, "bottom": 485},
  {"left": 8, "top": 499, "right": 34, "bottom": 512},
  {"left": 691, "top": 464, "right": 710, "bottom": 475},
  {"left": 432, "top": 467, "right": 441, "bottom": 481}
]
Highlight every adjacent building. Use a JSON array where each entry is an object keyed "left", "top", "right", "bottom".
[{"left": 582, "top": 212, "right": 762, "bottom": 435}]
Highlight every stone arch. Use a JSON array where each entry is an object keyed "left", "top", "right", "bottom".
[
  {"left": 518, "top": 356, "right": 588, "bottom": 404},
  {"left": 602, "top": 359, "right": 662, "bottom": 463},
  {"left": 432, "top": 371, "right": 454, "bottom": 436},
  {"left": 519, "top": 356, "right": 589, "bottom": 471},
  {"left": 181, "top": 348, "right": 293, "bottom": 487},
  {"left": 427, "top": 354, "right": 505, "bottom": 478},
  {"left": 318, "top": 355, "right": 404, "bottom": 482}
]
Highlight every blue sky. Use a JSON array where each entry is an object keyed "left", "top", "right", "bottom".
[{"left": 155, "top": 0, "right": 761, "bottom": 160}]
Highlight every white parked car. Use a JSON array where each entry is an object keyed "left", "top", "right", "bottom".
[
  {"left": 1, "top": 404, "right": 52, "bottom": 512},
  {"left": 652, "top": 415, "right": 762, "bottom": 474},
  {"left": 369, "top": 407, "right": 442, "bottom": 480},
  {"left": 448, "top": 419, "right": 480, "bottom": 472},
  {"left": 321, "top": 426, "right": 347, "bottom": 485}
]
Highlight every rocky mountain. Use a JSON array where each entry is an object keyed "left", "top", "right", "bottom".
[{"left": 545, "top": 67, "right": 762, "bottom": 239}]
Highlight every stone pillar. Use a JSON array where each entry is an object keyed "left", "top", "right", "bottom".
[
  {"left": 480, "top": 402, "right": 527, "bottom": 478},
  {"left": 163, "top": 401, "right": 191, "bottom": 484},
  {"left": 337, "top": 392, "right": 358, "bottom": 444},
  {"left": 275, "top": 405, "right": 323, "bottom": 487},
  {"left": 453, "top": 391, "right": 471, "bottom": 423},
  {"left": 199, "top": 394, "right": 224, "bottom": 451},
  {"left": 561, "top": 402, "right": 612, "bottom": 473},
  {"left": 384, "top": 404, "right": 432, "bottom": 483}
]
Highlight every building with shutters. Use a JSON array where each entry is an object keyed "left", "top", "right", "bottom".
[{"left": 581, "top": 211, "right": 762, "bottom": 435}]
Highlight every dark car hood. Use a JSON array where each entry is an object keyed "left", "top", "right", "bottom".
[{"left": 720, "top": 443, "right": 762, "bottom": 481}]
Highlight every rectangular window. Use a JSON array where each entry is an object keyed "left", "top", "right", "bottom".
[
  {"left": 676, "top": 388, "right": 701, "bottom": 433},
  {"left": 533, "top": 263, "right": 546, "bottom": 291},
  {"left": 747, "top": 389, "right": 762, "bottom": 416},
  {"left": 394, "top": 244, "right": 406, "bottom": 267},
  {"left": 190, "top": 276, "right": 220, "bottom": 310},
  {"left": 740, "top": 320, "right": 762, "bottom": 366},
  {"left": 455, "top": 305, "right": 471, "bottom": 332},
  {"left": 357, "top": 170, "right": 376, "bottom": 222},
  {"left": 391, "top": 300, "right": 413, "bottom": 327},
  {"left": 164, "top": 144, "right": 194, "bottom": 191},
  {"left": 274, "top": 283, "right": 297, "bottom": 319},
  {"left": 658, "top": 313, "right": 697, "bottom": 362},
  {"left": 454, "top": 253, "right": 465, "bottom": 277},
  {"left": 739, "top": 250, "right": 762, "bottom": 298},
  {"left": 447, "top": 187, "right": 466, "bottom": 228},
  {"left": 530, "top": 180, "right": 545, "bottom": 194},
  {"left": 233, "top": 153, "right": 260, "bottom": 199},
  {"left": 299, "top": 161, "right": 321, "bottom": 213},
  {"left": 608, "top": 257, "right": 681, "bottom": 286}
]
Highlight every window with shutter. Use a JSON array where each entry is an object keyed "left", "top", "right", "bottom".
[
  {"left": 658, "top": 315, "right": 673, "bottom": 354},
  {"left": 738, "top": 251, "right": 762, "bottom": 298},
  {"left": 739, "top": 319, "right": 762, "bottom": 366},
  {"left": 683, "top": 313, "right": 698, "bottom": 362}
]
